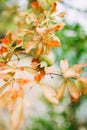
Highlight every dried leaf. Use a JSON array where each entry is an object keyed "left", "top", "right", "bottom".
[
  {"left": 34, "top": 74, "right": 44, "bottom": 82},
  {"left": 17, "top": 29, "right": 34, "bottom": 35},
  {"left": 2, "top": 38, "right": 9, "bottom": 45},
  {"left": 51, "top": 2, "right": 57, "bottom": 12},
  {"left": 64, "top": 66, "right": 82, "bottom": 78},
  {"left": 45, "top": 22, "right": 65, "bottom": 34},
  {"left": 0, "top": 46, "right": 7, "bottom": 54},
  {"left": 35, "top": 43, "right": 43, "bottom": 56},
  {"left": 16, "top": 79, "right": 32, "bottom": 87},
  {"left": 41, "top": 84, "right": 58, "bottom": 104},
  {"left": 10, "top": 98, "right": 23, "bottom": 130},
  {"left": 36, "top": 27, "right": 47, "bottom": 35},
  {"left": 32, "top": 1, "right": 41, "bottom": 10},
  {"left": 78, "top": 77, "right": 87, "bottom": 84},
  {"left": 56, "top": 81, "right": 66, "bottom": 100},
  {"left": 58, "top": 12, "right": 67, "bottom": 18},
  {"left": 45, "top": 67, "right": 59, "bottom": 74},
  {"left": 24, "top": 41, "right": 37, "bottom": 53},
  {"left": 16, "top": 40, "right": 23, "bottom": 48},
  {"left": 82, "top": 85, "right": 87, "bottom": 95},
  {"left": 0, "top": 82, "right": 9, "bottom": 94},
  {"left": 60, "top": 59, "right": 68, "bottom": 73},
  {"left": 67, "top": 80, "right": 81, "bottom": 102},
  {"left": 43, "top": 39, "right": 61, "bottom": 48}
]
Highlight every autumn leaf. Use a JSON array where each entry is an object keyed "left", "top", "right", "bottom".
[
  {"left": 78, "top": 77, "right": 87, "bottom": 84},
  {"left": 0, "top": 82, "right": 9, "bottom": 95},
  {"left": 0, "top": 63, "right": 9, "bottom": 71},
  {"left": 16, "top": 79, "right": 32, "bottom": 88},
  {"left": 36, "top": 26, "right": 47, "bottom": 35},
  {"left": 2, "top": 38, "right": 9, "bottom": 45},
  {"left": 0, "top": 73, "right": 11, "bottom": 79},
  {"left": 34, "top": 74, "right": 44, "bottom": 82},
  {"left": 41, "top": 84, "right": 58, "bottom": 104},
  {"left": 15, "top": 40, "right": 23, "bottom": 48},
  {"left": 0, "top": 46, "right": 7, "bottom": 54},
  {"left": 45, "top": 22, "right": 65, "bottom": 34},
  {"left": 10, "top": 98, "right": 23, "bottom": 130},
  {"left": 64, "top": 66, "right": 82, "bottom": 78},
  {"left": 32, "top": 1, "right": 41, "bottom": 10},
  {"left": 77, "top": 77, "right": 87, "bottom": 95},
  {"left": 35, "top": 43, "right": 43, "bottom": 56},
  {"left": 24, "top": 41, "right": 37, "bottom": 53},
  {"left": 56, "top": 81, "right": 66, "bottom": 101},
  {"left": 60, "top": 59, "right": 69, "bottom": 73},
  {"left": 17, "top": 29, "right": 34, "bottom": 37},
  {"left": 43, "top": 39, "right": 61, "bottom": 48},
  {"left": 67, "top": 80, "right": 81, "bottom": 102},
  {"left": 51, "top": 2, "right": 57, "bottom": 13},
  {"left": 58, "top": 12, "right": 67, "bottom": 18},
  {"left": 45, "top": 67, "right": 59, "bottom": 75}
]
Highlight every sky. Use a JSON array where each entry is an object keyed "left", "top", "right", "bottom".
[{"left": 61, "top": 0, "right": 87, "bottom": 32}]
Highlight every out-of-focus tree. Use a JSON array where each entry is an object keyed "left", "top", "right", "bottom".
[
  {"left": 54, "top": 23, "right": 87, "bottom": 64},
  {"left": 0, "top": 0, "right": 87, "bottom": 130}
]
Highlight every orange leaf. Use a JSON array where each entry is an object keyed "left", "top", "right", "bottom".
[
  {"left": 78, "top": 77, "right": 87, "bottom": 84},
  {"left": 32, "top": 1, "right": 41, "bottom": 10},
  {"left": 0, "top": 46, "right": 7, "bottom": 54},
  {"left": 0, "top": 73, "right": 10, "bottom": 79},
  {"left": 67, "top": 80, "right": 81, "bottom": 102},
  {"left": 0, "top": 63, "right": 8, "bottom": 70},
  {"left": 36, "top": 27, "right": 46, "bottom": 35},
  {"left": 73, "top": 63, "right": 87, "bottom": 68},
  {"left": 56, "top": 81, "right": 66, "bottom": 100},
  {"left": 58, "top": 12, "right": 67, "bottom": 18},
  {"left": 10, "top": 98, "right": 23, "bottom": 130},
  {"left": 2, "top": 38, "right": 9, "bottom": 45},
  {"left": 45, "top": 67, "right": 59, "bottom": 74},
  {"left": 0, "top": 82, "right": 9, "bottom": 95},
  {"left": 34, "top": 74, "right": 43, "bottom": 82},
  {"left": 16, "top": 79, "right": 31, "bottom": 86},
  {"left": 24, "top": 41, "right": 37, "bottom": 53},
  {"left": 60, "top": 59, "right": 69, "bottom": 73},
  {"left": 17, "top": 29, "right": 34, "bottom": 34},
  {"left": 51, "top": 2, "right": 57, "bottom": 13},
  {"left": 41, "top": 84, "right": 58, "bottom": 104},
  {"left": 35, "top": 43, "right": 43, "bottom": 56},
  {"left": 45, "top": 22, "right": 65, "bottom": 34},
  {"left": 16, "top": 40, "right": 23, "bottom": 48},
  {"left": 43, "top": 39, "right": 61, "bottom": 48},
  {"left": 64, "top": 66, "right": 82, "bottom": 78},
  {"left": 82, "top": 86, "right": 87, "bottom": 95}
]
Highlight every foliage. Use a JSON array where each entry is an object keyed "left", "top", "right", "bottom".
[
  {"left": 54, "top": 23, "right": 87, "bottom": 64},
  {"left": 0, "top": 0, "right": 87, "bottom": 130}
]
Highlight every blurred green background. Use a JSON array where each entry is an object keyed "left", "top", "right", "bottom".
[{"left": 0, "top": 0, "right": 87, "bottom": 130}]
